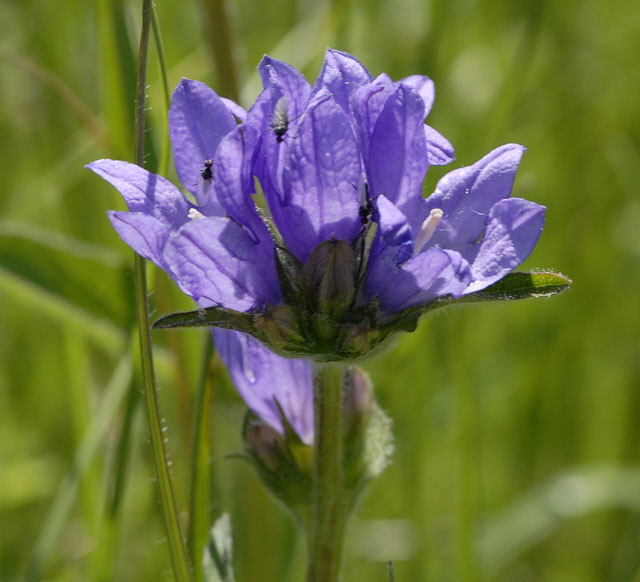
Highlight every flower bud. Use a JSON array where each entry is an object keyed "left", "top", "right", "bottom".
[
  {"left": 255, "top": 304, "right": 305, "bottom": 349},
  {"left": 302, "top": 239, "right": 357, "bottom": 319},
  {"left": 341, "top": 320, "right": 383, "bottom": 357},
  {"left": 342, "top": 366, "right": 373, "bottom": 443},
  {"left": 341, "top": 366, "right": 394, "bottom": 499},
  {"left": 241, "top": 413, "right": 313, "bottom": 511},
  {"left": 274, "top": 244, "right": 304, "bottom": 304},
  {"left": 244, "top": 418, "right": 287, "bottom": 473}
]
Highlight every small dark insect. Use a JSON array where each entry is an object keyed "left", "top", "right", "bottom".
[
  {"left": 271, "top": 97, "right": 289, "bottom": 143},
  {"left": 201, "top": 159, "right": 213, "bottom": 180},
  {"left": 358, "top": 184, "right": 374, "bottom": 225},
  {"left": 352, "top": 184, "right": 377, "bottom": 287}
]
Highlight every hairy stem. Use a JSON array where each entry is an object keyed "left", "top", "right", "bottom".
[
  {"left": 133, "top": 1, "right": 191, "bottom": 579},
  {"left": 307, "top": 363, "right": 347, "bottom": 582},
  {"left": 188, "top": 333, "right": 215, "bottom": 582}
]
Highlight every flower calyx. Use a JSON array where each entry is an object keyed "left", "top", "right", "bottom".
[{"left": 153, "top": 237, "right": 572, "bottom": 362}]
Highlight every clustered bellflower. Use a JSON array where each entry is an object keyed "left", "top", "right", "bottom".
[{"left": 88, "top": 49, "right": 545, "bottom": 446}]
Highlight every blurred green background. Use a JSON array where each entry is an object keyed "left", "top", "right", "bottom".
[{"left": 2, "top": 0, "right": 640, "bottom": 580}]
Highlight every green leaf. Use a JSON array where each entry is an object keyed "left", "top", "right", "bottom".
[
  {"left": 380, "top": 270, "right": 572, "bottom": 337},
  {"left": 458, "top": 270, "right": 572, "bottom": 303},
  {"left": 0, "top": 264, "right": 126, "bottom": 356},
  {"left": 26, "top": 353, "right": 133, "bottom": 581},
  {"left": 153, "top": 306, "right": 258, "bottom": 336},
  {"left": 0, "top": 220, "right": 134, "bottom": 328}
]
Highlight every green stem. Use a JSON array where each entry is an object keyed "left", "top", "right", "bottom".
[
  {"left": 133, "top": 1, "right": 191, "bottom": 580},
  {"left": 200, "top": 0, "right": 240, "bottom": 102},
  {"left": 307, "top": 362, "right": 347, "bottom": 582},
  {"left": 387, "top": 561, "right": 396, "bottom": 582},
  {"left": 188, "top": 333, "right": 215, "bottom": 582},
  {"left": 452, "top": 324, "right": 481, "bottom": 582},
  {"left": 150, "top": 4, "right": 172, "bottom": 175}
]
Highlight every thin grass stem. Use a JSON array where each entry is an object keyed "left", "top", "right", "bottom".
[
  {"left": 132, "top": 1, "right": 192, "bottom": 579},
  {"left": 150, "top": 5, "right": 172, "bottom": 175}
]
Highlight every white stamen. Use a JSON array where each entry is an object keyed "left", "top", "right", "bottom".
[
  {"left": 414, "top": 208, "right": 443, "bottom": 255},
  {"left": 188, "top": 208, "right": 205, "bottom": 220}
]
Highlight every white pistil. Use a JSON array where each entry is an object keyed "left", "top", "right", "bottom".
[
  {"left": 188, "top": 208, "right": 205, "bottom": 220},
  {"left": 414, "top": 208, "right": 443, "bottom": 255}
]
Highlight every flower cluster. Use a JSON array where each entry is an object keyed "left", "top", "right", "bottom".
[{"left": 88, "top": 49, "right": 545, "bottom": 443}]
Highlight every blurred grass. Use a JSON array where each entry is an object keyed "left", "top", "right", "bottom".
[{"left": 1, "top": 0, "right": 640, "bottom": 580}]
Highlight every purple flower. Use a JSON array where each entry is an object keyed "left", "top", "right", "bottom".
[
  {"left": 215, "top": 328, "right": 314, "bottom": 444},
  {"left": 88, "top": 49, "right": 546, "bottom": 437}
]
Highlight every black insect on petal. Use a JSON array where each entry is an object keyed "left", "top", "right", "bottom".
[
  {"left": 201, "top": 159, "right": 213, "bottom": 180},
  {"left": 271, "top": 97, "right": 289, "bottom": 143},
  {"left": 353, "top": 183, "right": 377, "bottom": 290},
  {"left": 358, "top": 182, "right": 374, "bottom": 226}
]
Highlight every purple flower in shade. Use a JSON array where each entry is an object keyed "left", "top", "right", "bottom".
[
  {"left": 88, "top": 49, "right": 549, "bottom": 438},
  {"left": 215, "top": 328, "right": 314, "bottom": 444}
]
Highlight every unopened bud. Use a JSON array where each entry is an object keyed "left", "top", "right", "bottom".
[
  {"left": 255, "top": 305, "right": 304, "bottom": 349},
  {"left": 274, "top": 245, "right": 304, "bottom": 304},
  {"left": 244, "top": 418, "right": 286, "bottom": 473},
  {"left": 340, "top": 366, "right": 394, "bottom": 498},
  {"left": 341, "top": 320, "right": 382, "bottom": 357},
  {"left": 342, "top": 366, "right": 373, "bottom": 442},
  {"left": 241, "top": 412, "right": 313, "bottom": 512},
  {"left": 302, "top": 239, "right": 357, "bottom": 319}
]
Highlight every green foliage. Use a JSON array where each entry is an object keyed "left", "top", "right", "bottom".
[
  {"left": 457, "top": 271, "right": 572, "bottom": 302},
  {"left": 1, "top": 0, "right": 639, "bottom": 580}
]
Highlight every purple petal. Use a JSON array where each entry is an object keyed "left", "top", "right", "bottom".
[
  {"left": 169, "top": 79, "right": 237, "bottom": 197},
  {"left": 87, "top": 160, "right": 191, "bottom": 230},
  {"left": 425, "top": 125, "right": 455, "bottom": 166},
  {"left": 464, "top": 198, "right": 546, "bottom": 293},
  {"left": 400, "top": 75, "right": 435, "bottom": 115},
  {"left": 108, "top": 211, "right": 169, "bottom": 269},
  {"left": 367, "top": 84, "right": 429, "bottom": 231},
  {"left": 368, "top": 194, "right": 414, "bottom": 267},
  {"left": 276, "top": 93, "right": 362, "bottom": 263},
  {"left": 248, "top": 59, "right": 315, "bottom": 213},
  {"left": 248, "top": 57, "right": 310, "bottom": 145},
  {"left": 367, "top": 246, "right": 472, "bottom": 312},
  {"left": 375, "top": 194, "right": 414, "bottom": 248},
  {"left": 215, "top": 329, "right": 314, "bottom": 444},
  {"left": 211, "top": 126, "right": 272, "bottom": 244},
  {"left": 258, "top": 56, "right": 312, "bottom": 121},
  {"left": 220, "top": 97, "right": 247, "bottom": 121},
  {"left": 351, "top": 74, "right": 396, "bottom": 154},
  {"left": 193, "top": 175, "right": 225, "bottom": 217},
  {"left": 425, "top": 144, "right": 526, "bottom": 250},
  {"left": 163, "top": 217, "right": 281, "bottom": 311},
  {"left": 315, "top": 49, "right": 373, "bottom": 114}
]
